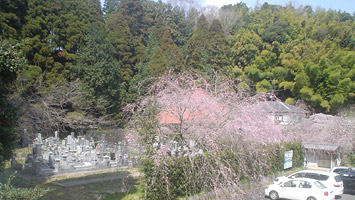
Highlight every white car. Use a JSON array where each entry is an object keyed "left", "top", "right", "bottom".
[
  {"left": 265, "top": 178, "right": 335, "bottom": 200},
  {"left": 329, "top": 166, "right": 355, "bottom": 173},
  {"left": 274, "top": 170, "right": 343, "bottom": 195}
]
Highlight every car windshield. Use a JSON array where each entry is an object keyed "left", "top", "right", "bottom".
[{"left": 314, "top": 181, "right": 326, "bottom": 189}]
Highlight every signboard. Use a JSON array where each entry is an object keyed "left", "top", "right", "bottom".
[{"left": 284, "top": 150, "right": 293, "bottom": 169}]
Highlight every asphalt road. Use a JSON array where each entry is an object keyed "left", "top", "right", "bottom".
[{"left": 242, "top": 186, "right": 355, "bottom": 200}]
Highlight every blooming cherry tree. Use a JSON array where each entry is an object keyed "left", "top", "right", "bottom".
[
  {"left": 125, "top": 72, "right": 285, "bottom": 199},
  {"left": 286, "top": 113, "right": 355, "bottom": 151}
]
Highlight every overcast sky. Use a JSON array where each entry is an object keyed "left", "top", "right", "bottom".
[{"left": 100, "top": 0, "right": 355, "bottom": 14}]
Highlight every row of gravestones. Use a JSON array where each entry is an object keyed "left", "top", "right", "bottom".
[{"left": 11, "top": 130, "right": 138, "bottom": 176}]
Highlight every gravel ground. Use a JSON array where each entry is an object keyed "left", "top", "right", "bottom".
[{"left": 241, "top": 186, "right": 267, "bottom": 200}]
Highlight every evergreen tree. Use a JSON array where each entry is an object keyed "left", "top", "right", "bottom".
[
  {"left": 21, "top": 0, "right": 104, "bottom": 86},
  {"left": 149, "top": 46, "right": 167, "bottom": 77},
  {"left": 0, "top": 0, "right": 28, "bottom": 39},
  {"left": 206, "top": 19, "right": 231, "bottom": 74},
  {"left": 184, "top": 14, "right": 209, "bottom": 71},
  {"left": 73, "top": 22, "right": 121, "bottom": 114},
  {"left": 106, "top": 12, "right": 145, "bottom": 84},
  {"left": 118, "top": 0, "right": 144, "bottom": 36},
  {"left": 0, "top": 39, "right": 27, "bottom": 169},
  {"left": 103, "top": 0, "right": 120, "bottom": 18}
]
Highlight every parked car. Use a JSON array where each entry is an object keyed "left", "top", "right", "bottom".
[
  {"left": 265, "top": 178, "right": 335, "bottom": 200},
  {"left": 329, "top": 166, "right": 355, "bottom": 173},
  {"left": 274, "top": 170, "right": 343, "bottom": 195},
  {"left": 338, "top": 169, "right": 355, "bottom": 194}
]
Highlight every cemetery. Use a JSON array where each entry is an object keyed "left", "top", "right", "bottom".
[{"left": 11, "top": 131, "right": 136, "bottom": 176}]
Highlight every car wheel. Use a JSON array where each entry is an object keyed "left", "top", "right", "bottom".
[
  {"left": 307, "top": 197, "right": 316, "bottom": 200},
  {"left": 269, "top": 191, "right": 279, "bottom": 200}
]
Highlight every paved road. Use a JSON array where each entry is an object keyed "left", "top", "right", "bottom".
[{"left": 242, "top": 186, "right": 355, "bottom": 200}]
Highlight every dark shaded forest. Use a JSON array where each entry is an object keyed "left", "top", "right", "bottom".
[{"left": 1, "top": 0, "right": 354, "bottom": 167}]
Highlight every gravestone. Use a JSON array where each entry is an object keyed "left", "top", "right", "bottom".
[{"left": 17, "top": 131, "right": 138, "bottom": 176}]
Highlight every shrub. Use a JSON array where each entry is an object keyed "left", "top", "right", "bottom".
[
  {"left": 0, "top": 173, "right": 50, "bottom": 200},
  {"left": 143, "top": 141, "right": 304, "bottom": 199}
]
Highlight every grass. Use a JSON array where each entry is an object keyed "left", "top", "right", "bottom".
[
  {"left": 0, "top": 170, "right": 34, "bottom": 188},
  {"left": 66, "top": 111, "right": 85, "bottom": 121},
  {"left": 2, "top": 146, "right": 145, "bottom": 199},
  {"left": 39, "top": 168, "right": 144, "bottom": 200},
  {"left": 1, "top": 161, "right": 306, "bottom": 200},
  {"left": 40, "top": 177, "right": 144, "bottom": 200},
  {"left": 4, "top": 147, "right": 31, "bottom": 168},
  {"left": 102, "top": 182, "right": 145, "bottom": 200},
  {"left": 0, "top": 167, "right": 145, "bottom": 200}
]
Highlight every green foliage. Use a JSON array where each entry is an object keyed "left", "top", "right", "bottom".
[
  {"left": 117, "top": 63, "right": 153, "bottom": 125},
  {"left": 1, "top": 0, "right": 354, "bottom": 136},
  {"left": 206, "top": 19, "right": 232, "bottom": 74},
  {"left": 261, "top": 20, "right": 291, "bottom": 44},
  {"left": 0, "top": 99, "right": 17, "bottom": 170},
  {"left": 16, "top": 65, "right": 42, "bottom": 95},
  {"left": 0, "top": 39, "right": 27, "bottom": 94},
  {"left": 0, "top": 173, "right": 50, "bottom": 199},
  {"left": 184, "top": 14, "right": 210, "bottom": 71},
  {"left": 293, "top": 72, "right": 310, "bottom": 94},
  {"left": 347, "top": 148, "right": 355, "bottom": 166},
  {"left": 228, "top": 5, "right": 355, "bottom": 113},
  {"left": 107, "top": 12, "right": 145, "bottom": 84},
  {"left": 103, "top": 0, "right": 119, "bottom": 18},
  {"left": 149, "top": 46, "right": 167, "bottom": 76},
  {"left": 285, "top": 97, "right": 294, "bottom": 104},
  {"left": 284, "top": 142, "right": 304, "bottom": 169},
  {"left": 73, "top": 22, "right": 121, "bottom": 114},
  {"left": 149, "top": 24, "right": 184, "bottom": 75},
  {"left": 329, "top": 93, "right": 345, "bottom": 113},
  {"left": 0, "top": 0, "right": 28, "bottom": 39},
  {"left": 299, "top": 86, "right": 314, "bottom": 102},
  {"left": 231, "top": 29, "right": 263, "bottom": 67},
  {"left": 0, "top": 39, "right": 24, "bottom": 169},
  {"left": 143, "top": 141, "right": 304, "bottom": 199},
  {"left": 21, "top": 0, "right": 103, "bottom": 85},
  {"left": 256, "top": 79, "right": 272, "bottom": 92},
  {"left": 143, "top": 158, "right": 193, "bottom": 200}
]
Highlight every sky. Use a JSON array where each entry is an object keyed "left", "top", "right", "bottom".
[
  {"left": 201, "top": 0, "right": 355, "bottom": 13},
  {"left": 99, "top": 0, "right": 355, "bottom": 14}
]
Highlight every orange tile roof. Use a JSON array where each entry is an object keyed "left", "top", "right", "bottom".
[{"left": 156, "top": 88, "right": 221, "bottom": 124}]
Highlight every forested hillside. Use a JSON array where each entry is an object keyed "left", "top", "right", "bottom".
[{"left": 0, "top": 0, "right": 354, "bottom": 164}]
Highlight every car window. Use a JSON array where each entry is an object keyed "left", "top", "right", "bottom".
[
  {"left": 340, "top": 173, "right": 350, "bottom": 177},
  {"left": 293, "top": 172, "right": 306, "bottom": 178},
  {"left": 284, "top": 180, "right": 298, "bottom": 187},
  {"left": 305, "top": 173, "right": 319, "bottom": 180},
  {"left": 314, "top": 181, "right": 326, "bottom": 189},
  {"left": 334, "top": 175, "right": 342, "bottom": 182},
  {"left": 334, "top": 168, "right": 346, "bottom": 173},
  {"left": 319, "top": 174, "right": 329, "bottom": 181},
  {"left": 299, "top": 181, "right": 312, "bottom": 189},
  {"left": 340, "top": 172, "right": 355, "bottom": 178}
]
